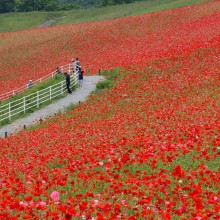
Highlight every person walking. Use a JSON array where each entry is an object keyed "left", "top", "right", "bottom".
[
  {"left": 78, "top": 67, "right": 84, "bottom": 89},
  {"left": 64, "top": 72, "right": 72, "bottom": 94}
]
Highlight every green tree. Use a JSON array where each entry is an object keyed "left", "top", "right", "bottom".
[
  {"left": 0, "top": 0, "right": 15, "bottom": 13},
  {"left": 44, "top": 0, "right": 59, "bottom": 10},
  {"left": 99, "top": 0, "right": 135, "bottom": 7},
  {"left": 108, "top": 0, "right": 115, "bottom": 6},
  {"left": 99, "top": 0, "right": 108, "bottom": 7},
  {"left": 15, "top": 0, "right": 33, "bottom": 12},
  {"left": 62, "top": 0, "right": 99, "bottom": 8},
  {"left": 14, "top": 0, "right": 58, "bottom": 12},
  {"left": 124, "top": 0, "right": 134, "bottom": 3}
]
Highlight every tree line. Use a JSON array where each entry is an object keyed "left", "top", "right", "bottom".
[
  {"left": 0, "top": 0, "right": 80, "bottom": 13},
  {"left": 99, "top": 0, "right": 135, "bottom": 7},
  {"left": 0, "top": 0, "right": 147, "bottom": 13}
]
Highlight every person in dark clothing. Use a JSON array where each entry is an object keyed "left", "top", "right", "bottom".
[
  {"left": 78, "top": 67, "right": 84, "bottom": 89},
  {"left": 64, "top": 72, "right": 72, "bottom": 94},
  {"left": 56, "top": 67, "right": 61, "bottom": 74}
]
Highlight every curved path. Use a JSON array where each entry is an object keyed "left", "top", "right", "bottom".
[
  {"left": 38, "top": 19, "right": 56, "bottom": 28},
  {"left": 0, "top": 75, "right": 104, "bottom": 138},
  {"left": 38, "top": 16, "right": 66, "bottom": 28}
]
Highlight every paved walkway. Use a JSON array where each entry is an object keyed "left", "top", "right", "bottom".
[{"left": 0, "top": 76, "right": 104, "bottom": 138}]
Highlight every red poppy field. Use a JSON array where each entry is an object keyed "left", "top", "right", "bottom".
[{"left": 0, "top": 1, "right": 220, "bottom": 219}]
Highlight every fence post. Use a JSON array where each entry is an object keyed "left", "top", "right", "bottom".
[
  {"left": 69, "top": 64, "right": 71, "bottom": 74},
  {"left": 75, "top": 74, "right": 78, "bottom": 86},
  {"left": 37, "top": 91, "right": 39, "bottom": 108},
  {"left": 73, "top": 76, "right": 75, "bottom": 87},
  {"left": 5, "top": 132, "right": 7, "bottom": 138},
  {"left": 74, "top": 76, "right": 76, "bottom": 86},
  {"left": 61, "top": 81, "right": 63, "bottom": 94},
  {"left": 9, "top": 102, "right": 11, "bottom": 120},
  {"left": 50, "top": 86, "right": 52, "bottom": 101},
  {"left": 0, "top": 63, "right": 74, "bottom": 101},
  {"left": 99, "top": 69, "right": 101, "bottom": 75},
  {"left": 23, "top": 97, "right": 26, "bottom": 114}
]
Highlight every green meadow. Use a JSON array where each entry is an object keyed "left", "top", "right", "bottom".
[{"left": 0, "top": 0, "right": 210, "bottom": 33}]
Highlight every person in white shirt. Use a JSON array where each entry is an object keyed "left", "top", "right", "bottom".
[
  {"left": 75, "top": 58, "right": 81, "bottom": 73},
  {"left": 72, "top": 59, "right": 76, "bottom": 74}
]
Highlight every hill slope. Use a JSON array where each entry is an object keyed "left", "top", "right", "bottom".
[
  {"left": 0, "top": 1, "right": 219, "bottom": 94},
  {"left": 0, "top": 1, "right": 220, "bottom": 219},
  {"left": 0, "top": 0, "right": 211, "bottom": 33}
]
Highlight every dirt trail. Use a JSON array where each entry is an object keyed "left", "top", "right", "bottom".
[{"left": 38, "top": 16, "right": 66, "bottom": 28}]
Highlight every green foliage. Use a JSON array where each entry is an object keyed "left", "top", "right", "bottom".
[
  {"left": 60, "top": 0, "right": 99, "bottom": 8},
  {"left": 0, "top": 73, "right": 77, "bottom": 127},
  {"left": 98, "top": 0, "right": 210, "bottom": 7},
  {"left": 0, "top": 0, "right": 210, "bottom": 32},
  {"left": 99, "top": 0, "right": 153, "bottom": 7},
  {"left": 0, "top": 0, "right": 98, "bottom": 13},
  {"left": 14, "top": 0, "right": 59, "bottom": 12},
  {"left": 0, "top": 0, "right": 210, "bottom": 14},
  {"left": 0, "top": 0, "right": 15, "bottom": 13},
  {"left": 0, "top": 11, "right": 63, "bottom": 32},
  {"left": 57, "top": 2, "right": 80, "bottom": 10},
  {"left": 96, "top": 80, "right": 112, "bottom": 90},
  {"left": 99, "top": 0, "right": 136, "bottom": 7},
  {"left": 93, "top": 68, "right": 118, "bottom": 94},
  {"left": 105, "top": 69, "right": 118, "bottom": 81}
]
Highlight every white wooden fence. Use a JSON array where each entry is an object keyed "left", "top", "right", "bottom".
[
  {"left": 0, "top": 64, "right": 74, "bottom": 101},
  {"left": 0, "top": 64, "right": 78, "bottom": 122}
]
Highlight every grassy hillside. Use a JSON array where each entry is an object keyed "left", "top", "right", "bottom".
[
  {"left": 0, "top": 11, "right": 63, "bottom": 33},
  {"left": 54, "top": 0, "right": 211, "bottom": 26},
  {"left": 0, "top": 0, "right": 211, "bottom": 33}
]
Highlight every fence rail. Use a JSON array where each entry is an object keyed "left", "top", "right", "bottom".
[
  {"left": 0, "top": 64, "right": 78, "bottom": 123},
  {"left": 0, "top": 64, "right": 74, "bottom": 101}
]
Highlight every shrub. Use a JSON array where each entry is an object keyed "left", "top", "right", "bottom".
[{"left": 96, "top": 80, "right": 112, "bottom": 90}]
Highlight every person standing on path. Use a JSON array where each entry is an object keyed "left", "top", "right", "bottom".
[
  {"left": 75, "top": 58, "right": 81, "bottom": 73},
  {"left": 72, "top": 59, "right": 76, "bottom": 74},
  {"left": 56, "top": 67, "right": 61, "bottom": 74},
  {"left": 78, "top": 67, "right": 84, "bottom": 89},
  {"left": 64, "top": 72, "right": 72, "bottom": 94},
  {"left": 72, "top": 58, "right": 81, "bottom": 74},
  {"left": 28, "top": 80, "right": 33, "bottom": 89}
]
